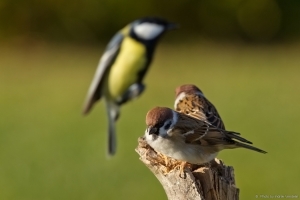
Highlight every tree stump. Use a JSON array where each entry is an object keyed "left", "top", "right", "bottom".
[{"left": 135, "top": 137, "right": 239, "bottom": 200}]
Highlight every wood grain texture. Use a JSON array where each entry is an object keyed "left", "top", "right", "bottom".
[{"left": 135, "top": 137, "right": 239, "bottom": 200}]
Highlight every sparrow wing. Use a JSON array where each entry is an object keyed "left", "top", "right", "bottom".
[
  {"left": 175, "top": 95, "right": 206, "bottom": 121},
  {"left": 174, "top": 112, "right": 266, "bottom": 153},
  {"left": 203, "top": 96, "right": 225, "bottom": 129},
  {"left": 82, "top": 33, "right": 124, "bottom": 114},
  {"left": 175, "top": 111, "right": 245, "bottom": 144},
  {"left": 175, "top": 112, "right": 220, "bottom": 143},
  {"left": 176, "top": 94, "right": 225, "bottom": 129}
]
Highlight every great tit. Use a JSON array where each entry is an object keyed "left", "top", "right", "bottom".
[{"left": 82, "top": 17, "right": 177, "bottom": 156}]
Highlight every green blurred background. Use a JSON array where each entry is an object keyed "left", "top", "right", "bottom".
[{"left": 1, "top": 0, "right": 300, "bottom": 199}]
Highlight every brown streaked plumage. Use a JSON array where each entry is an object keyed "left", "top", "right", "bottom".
[
  {"left": 174, "top": 84, "right": 225, "bottom": 129},
  {"left": 145, "top": 107, "right": 266, "bottom": 165}
]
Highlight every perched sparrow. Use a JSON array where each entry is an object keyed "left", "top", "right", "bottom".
[
  {"left": 82, "top": 17, "right": 177, "bottom": 155},
  {"left": 175, "top": 84, "right": 225, "bottom": 129},
  {"left": 145, "top": 107, "right": 266, "bottom": 165}
]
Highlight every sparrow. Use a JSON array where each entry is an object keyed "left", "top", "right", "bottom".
[
  {"left": 145, "top": 107, "right": 267, "bottom": 165},
  {"left": 174, "top": 84, "right": 225, "bottom": 129},
  {"left": 82, "top": 17, "right": 177, "bottom": 155}
]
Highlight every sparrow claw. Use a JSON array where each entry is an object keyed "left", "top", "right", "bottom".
[
  {"left": 179, "top": 171, "right": 186, "bottom": 179},
  {"left": 177, "top": 161, "right": 189, "bottom": 178}
]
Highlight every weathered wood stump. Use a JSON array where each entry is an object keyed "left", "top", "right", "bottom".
[{"left": 135, "top": 137, "right": 239, "bottom": 200}]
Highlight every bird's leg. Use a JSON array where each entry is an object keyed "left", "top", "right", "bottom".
[
  {"left": 152, "top": 152, "right": 166, "bottom": 166},
  {"left": 155, "top": 153, "right": 179, "bottom": 175},
  {"left": 162, "top": 153, "right": 169, "bottom": 166},
  {"left": 146, "top": 151, "right": 190, "bottom": 176},
  {"left": 117, "top": 83, "right": 145, "bottom": 104},
  {"left": 178, "top": 161, "right": 188, "bottom": 178}
]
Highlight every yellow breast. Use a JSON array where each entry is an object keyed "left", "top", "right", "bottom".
[{"left": 106, "top": 37, "right": 147, "bottom": 100}]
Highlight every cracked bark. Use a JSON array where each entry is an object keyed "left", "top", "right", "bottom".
[{"left": 135, "top": 137, "right": 239, "bottom": 200}]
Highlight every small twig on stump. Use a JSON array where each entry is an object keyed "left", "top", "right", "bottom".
[{"left": 135, "top": 137, "right": 239, "bottom": 200}]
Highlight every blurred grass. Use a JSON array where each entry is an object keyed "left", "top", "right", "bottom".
[{"left": 1, "top": 40, "right": 300, "bottom": 199}]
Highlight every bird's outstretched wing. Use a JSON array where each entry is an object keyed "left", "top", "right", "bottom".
[{"left": 82, "top": 33, "right": 124, "bottom": 115}]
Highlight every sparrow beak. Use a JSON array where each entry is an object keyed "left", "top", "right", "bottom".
[{"left": 147, "top": 127, "right": 158, "bottom": 135}]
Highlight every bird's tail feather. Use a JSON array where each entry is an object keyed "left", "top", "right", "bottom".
[
  {"left": 234, "top": 142, "right": 267, "bottom": 154},
  {"left": 105, "top": 100, "right": 119, "bottom": 156},
  {"left": 226, "top": 131, "right": 252, "bottom": 144}
]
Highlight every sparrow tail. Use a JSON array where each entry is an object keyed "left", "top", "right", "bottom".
[
  {"left": 235, "top": 142, "right": 267, "bottom": 154},
  {"left": 226, "top": 131, "right": 253, "bottom": 144}
]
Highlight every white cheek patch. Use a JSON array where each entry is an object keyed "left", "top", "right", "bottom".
[
  {"left": 171, "top": 110, "right": 178, "bottom": 127},
  {"left": 145, "top": 128, "right": 157, "bottom": 142},
  {"left": 134, "top": 23, "right": 164, "bottom": 40},
  {"left": 174, "top": 92, "right": 186, "bottom": 109},
  {"left": 163, "top": 110, "right": 179, "bottom": 137},
  {"left": 145, "top": 128, "right": 149, "bottom": 135},
  {"left": 159, "top": 127, "right": 168, "bottom": 138}
]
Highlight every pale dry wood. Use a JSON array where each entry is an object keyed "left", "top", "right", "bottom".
[{"left": 135, "top": 137, "right": 239, "bottom": 200}]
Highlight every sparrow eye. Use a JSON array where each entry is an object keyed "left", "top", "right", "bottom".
[
  {"left": 148, "top": 127, "right": 158, "bottom": 135},
  {"left": 164, "top": 121, "right": 172, "bottom": 129}
]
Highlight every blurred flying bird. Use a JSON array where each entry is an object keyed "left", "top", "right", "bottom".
[{"left": 82, "top": 17, "right": 177, "bottom": 155}]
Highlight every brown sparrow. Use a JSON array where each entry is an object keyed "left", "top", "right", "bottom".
[
  {"left": 175, "top": 84, "right": 225, "bottom": 129},
  {"left": 145, "top": 107, "right": 266, "bottom": 165}
]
